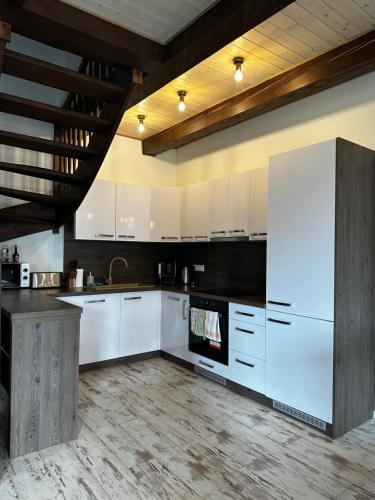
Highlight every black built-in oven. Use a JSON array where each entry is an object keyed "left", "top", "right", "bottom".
[{"left": 189, "top": 295, "right": 228, "bottom": 365}]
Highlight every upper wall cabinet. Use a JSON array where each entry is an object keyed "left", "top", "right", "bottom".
[
  {"left": 116, "top": 183, "right": 151, "bottom": 242},
  {"left": 150, "top": 187, "right": 182, "bottom": 242},
  {"left": 250, "top": 167, "right": 268, "bottom": 240},
  {"left": 210, "top": 171, "right": 250, "bottom": 238},
  {"left": 181, "top": 181, "right": 210, "bottom": 242},
  {"left": 75, "top": 179, "right": 116, "bottom": 241}
]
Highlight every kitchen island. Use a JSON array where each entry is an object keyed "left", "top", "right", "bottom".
[{"left": 1, "top": 290, "right": 82, "bottom": 458}]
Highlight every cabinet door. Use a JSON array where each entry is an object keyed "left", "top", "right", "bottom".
[
  {"left": 160, "top": 292, "right": 190, "bottom": 361},
  {"left": 58, "top": 294, "right": 121, "bottom": 365},
  {"left": 250, "top": 167, "right": 268, "bottom": 240},
  {"left": 181, "top": 182, "right": 210, "bottom": 242},
  {"left": 267, "top": 141, "right": 336, "bottom": 321},
  {"left": 116, "top": 183, "right": 150, "bottom": 242},
  {"left": 209, "top": 176, "right": 229, "bottom": 238},
  {"left": 266, "top": 311, "right": 333, "bottom": 423},
  {"left": 150, "top": 187, "right": 181, "bottom": 242},
  {"left": 120, "top": 292, "right": 160, "bottom": 356},
  {"left": 228, "top": 171, "right": 250, "bottom": 237},
  {"left": 75, "top": 179, "right": 116, "bottom": 241}
]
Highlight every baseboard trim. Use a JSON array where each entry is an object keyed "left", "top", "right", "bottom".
[{"left": 79, "top": 351, "right": 161, "bottom": 373}]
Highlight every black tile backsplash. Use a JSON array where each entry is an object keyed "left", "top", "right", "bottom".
[{"left": 64, "top": 238, "right": 266, "bottom": 291}]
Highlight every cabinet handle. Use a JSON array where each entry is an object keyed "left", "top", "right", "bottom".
[
  {"left": 198, "top": 360, "right": 214, "bottom": 369},
  {"left": 195, "top": 235, "right": 208, "bottom": 240},
  {"left": 118, "top": 235, "right": 135, "bottom": 239},
  {"left": 229, "top": 229, "right": 245, "bottom": 233},
  {"left": 168, "top": 296, "right": 180, "bottom": 301},
  {"left": 268, "top": 300, "right": 292, "bottom": 307},
  {"left": 235, "top": 327, "right": 255, "bottom": 335},
  {"left": 235, "top": 358, "right": 255, "bottom": 368},
  {"left": 211, "top": 231, "right": 226, "bottom": 235},
  {"left": 85, "top": 299, "right": 106, "bottom": 304},
  {"left": 182, "top": 299, "right": 188, "bottom": 320},
  {"left": 95, "top": 234, "right": 114, "bottom": 238},
  {"left": 267, "top": 318, "right": 292, "bottom": 326},
  {"left": 124, "top": 296, "right": 142, "bottom": 300},
  {"left": 250, "top": 232, "right": 267, "bottom": 237},
  {"left": 235, "top": 311, "right": 255, "bottom": 317},
  {"left": 181, "top": 236, "right": 194, "bottom": 240},
  {"left": 161, "top": 236, "right": 179, "bottom": 240}
]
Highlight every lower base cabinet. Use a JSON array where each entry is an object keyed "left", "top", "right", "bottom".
[
  {"left": 190, "top": 352, "right": 228, "bottom": 378},
  {"left": 266, "top": 311, "right": 334, "bottom": 423},
  {"left": 160, "top": 292, "right": 190, "bottom": 361},
  {"left": 120, "top": 292, "right": 160, "bottom": 356},
  {"left": 228, "top": 351, "right": 265, "bottom": 394}
]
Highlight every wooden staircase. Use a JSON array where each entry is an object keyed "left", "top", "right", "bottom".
[{"left": 0, "top": 23, "right": 142, "bottom": 242}]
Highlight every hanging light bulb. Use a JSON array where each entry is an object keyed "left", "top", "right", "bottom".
[
  {"left": 137, "top": 114, "right": 145, "bottom": 133},
  {"left": 178, "top": 90, "right": 187, "bottom": 112},
  {"left": 233, "top": 57, "right": 244, "bottom": 82}
]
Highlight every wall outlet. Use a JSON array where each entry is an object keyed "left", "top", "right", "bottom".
[{"left": 194, "top": 264, "right": 205, "bottom": 272}]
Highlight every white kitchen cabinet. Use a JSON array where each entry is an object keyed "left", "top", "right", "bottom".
[
  {"left": 57, "top": 294, "right": 121, "bottom": 365},
  {"left": 160, "top": 292, "right": 190, "bottom": 362},
  {"left": 250, "top": 167, "right": 268, "bottom": 240},
  {"left": 150, "top": 187, "right": 181, "bottom": 242},
  {"left": 228, "top": 171, "right": 250, "bottom": 237},
  {"left": 190, "top": 352, "right": 228, "bottom": 378},
  {"left": 267, "top": 141, "right": 336, "bottom": 321},
  {"left": 75, "top": 179, "right": 116, "bottom": 241},
  {"left": 228, "top": 351, "right": 265, "bottom": 394},
  {"left": 266, "top": 310, "right": 334, "bottom": 423},
  {"left": 116, "top": 183, "right": 150, "bottom": 242},
  {"left": 181, "top": 181, "right": 210, "bottom": 242},
  {"left": 229, "top": 320, "right": 265, "bottom": 361},
  {"left": 209, "top": 176, "right": 230, "bottom": 238},
  {"left": 120, "top": 292, "right": 160, "bottom": 356}
]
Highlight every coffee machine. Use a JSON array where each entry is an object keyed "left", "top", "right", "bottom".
[{"left": 157, "top": 259, "right": 177, "bottom": 285}]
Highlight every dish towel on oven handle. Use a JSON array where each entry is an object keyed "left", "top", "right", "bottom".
[
  {"left": 204, "top": 311, "right": 221, "bottom": 342},
  {"left": 190, "top": 307, "right": 205, "bottom": 337}
]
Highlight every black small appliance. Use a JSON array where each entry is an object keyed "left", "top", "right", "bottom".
[{"left": 157, "top": 259, "right": 177, "bottom": 285}]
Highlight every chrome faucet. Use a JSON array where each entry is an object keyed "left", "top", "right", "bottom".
[{"left": 105, "top": 257, "right": 128, "bottom": 285}]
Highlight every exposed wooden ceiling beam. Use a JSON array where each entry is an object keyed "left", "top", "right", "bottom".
[
  {"left": 0, "top": 0, "right": 163, "bottom": 72},
  {"left": 143, "top": 30, "right": 375, "bottom": 156},
  {"left": 128, "top": 0, "right": 295, "bottom": 107}
]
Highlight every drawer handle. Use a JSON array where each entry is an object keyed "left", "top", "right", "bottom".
[
  {"left": 211, "top": 231, "right": 226, "bottom": 235},
  {"left": 268, "top": 300, "right": 292, "bottom": 307},
  {"left": 95, "top": 234, "right": 114, "bottom": 238},
  {"left": 229, "top": 229, "right": 245, "bottom": 233},
  {"left": 168, "top": 296, "right": 181, "bottom": 301},
  {"left": 181, "top": 236, "right": 194, "bottom": 240},
  {"left": 235, "top": 327, "right": 255, "bottom": 335},
  {"left": 198, "top": 360, "right": 214, "bottom": 369},
  {"left": 195, "top": 235, "right": 208, "bottom": 240},
  {"left": 161, "top": 236, "right": 179, "bottom": 240},
  {"left": 235, "top": 358, "right": 255, "bottom": 368},
  {"left": 124, "top": 296, "right": 142, "bottom": 300},
  {"left": 85, "top": 299, "right": 106, "bottom": 304},
  {"left": 235, "top": 311, "right": 255, "bottom": 317},
  {"left": 118, "top": 235, "right": 135, "bottom": 239},
  {"left": 267, "top": 318, "right": 292, "bottom": 326},
  {"left": 250, "top": 232, "right": 267, "bottom": 236}
]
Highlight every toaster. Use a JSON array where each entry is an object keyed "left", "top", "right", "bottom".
[{"left": 31, "top": 272, "right": 62, "bottom": 289}]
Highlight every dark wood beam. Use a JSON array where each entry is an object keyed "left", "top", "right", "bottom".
[
  {"left": 0, "top": 92, "right": 111, "bottom": 131},
  {"left": 0, "top": 161, "right": 88, "bottom": 184},
  {"left": 0, "top": 130, "right": 98, "bottom": 159},
  {"left": 143, "top": 30, "right": 375, "bottom": 156},
  {"left": 0, "top": 20, "right": 11, "bottom": 74},
  {"left": 129, "top": 0, "right": 295, "bottom": 107},
  {"left": 0, "top": 0, "right": 163, "bottom": 72},
  {"left": 3, "top": 50, "right": 125, "bottom": 100}
]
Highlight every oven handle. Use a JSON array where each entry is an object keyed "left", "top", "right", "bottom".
[{"left": 189, "top": 307, "right": 223, "bottom": 318}]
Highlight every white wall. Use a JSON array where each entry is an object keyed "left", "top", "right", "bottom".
[
  {"left": 98, "top": 135, "right": 176, "bottom": 187},
  {"left": 2, "top": 229, "right": 64, "bottom": 272},
  {"left": 175, "top": 72, "right": 375, "bottom": 185}
]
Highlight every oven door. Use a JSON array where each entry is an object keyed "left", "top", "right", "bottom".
[{"left": 189, "top": 296, "right": 228, "bottom": 365}]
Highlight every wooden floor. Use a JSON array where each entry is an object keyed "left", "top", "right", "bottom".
[{"left": 1, "top": 357, "right": 375, "bottom": 499}]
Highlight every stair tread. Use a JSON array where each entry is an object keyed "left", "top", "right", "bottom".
[
  {"left": 0, "top": 186, "right": 75, "bottom": 206},
  {"left": 0, "top": 161, "right": 88, "bottom": 184},
  {"left": 0, "top": 92, "right": 112, "bottom": 131},
  {"left": 0, "top": 130, "right": 98, "bottom": 159}
]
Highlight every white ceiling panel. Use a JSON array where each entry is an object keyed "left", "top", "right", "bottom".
[{"left": 60, "top": 0, "right": 219, "bottom": 43}]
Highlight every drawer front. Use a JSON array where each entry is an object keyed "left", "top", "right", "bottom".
[
  {"left": 190, "top": 353, "right": 228, "bottom": 378},
  {"left": 229, "top": 303, "right": 265, "bottom": 326},
  {"left": 228, "top": 350, "right": 265, "bottom": 394},
  {"left": 229, "top": 320, "right": 265, "bottom": 360}
]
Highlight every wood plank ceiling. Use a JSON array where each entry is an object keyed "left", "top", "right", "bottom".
[
  {"left": 60, "top": 0, "right": 220, "bottom": 43},
  {"left": 118, "top": 0, "right": 375, "bottom": 141}
]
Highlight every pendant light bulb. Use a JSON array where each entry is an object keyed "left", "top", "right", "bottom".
[
  {"left": 233, "top": 57, "right": 244, "bottom": 82},
  {"left": 137, "top": 114, "right": 145, "bottom": 133},
  {"left": 177, "top": 90, "right": 187, "bottom": 112}
]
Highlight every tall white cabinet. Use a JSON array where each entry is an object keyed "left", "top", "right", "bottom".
[
  {"left": 150, "top": 187, "right": 182, "bottom": 242},
  {"left": 181, "top": 181, "right": 210, "bottom": 241},
  {"left": 116, "top": 183, "right": 150, "bottom": 242},
  {"left": 250, "top": 167, "right": 268, "bottom": 239}
]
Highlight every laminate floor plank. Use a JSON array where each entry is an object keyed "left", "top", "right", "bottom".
[{"left": 1, "top": 358, "right": 375, "bottom": 499}]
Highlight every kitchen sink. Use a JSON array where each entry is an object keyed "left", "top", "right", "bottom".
[{"left": 95, "top": 283, "right": 157, "bottom": 290}]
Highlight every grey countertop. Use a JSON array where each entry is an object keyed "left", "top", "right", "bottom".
[{"left": 1, "top": 284, "right": 265, "bottom": 318}]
